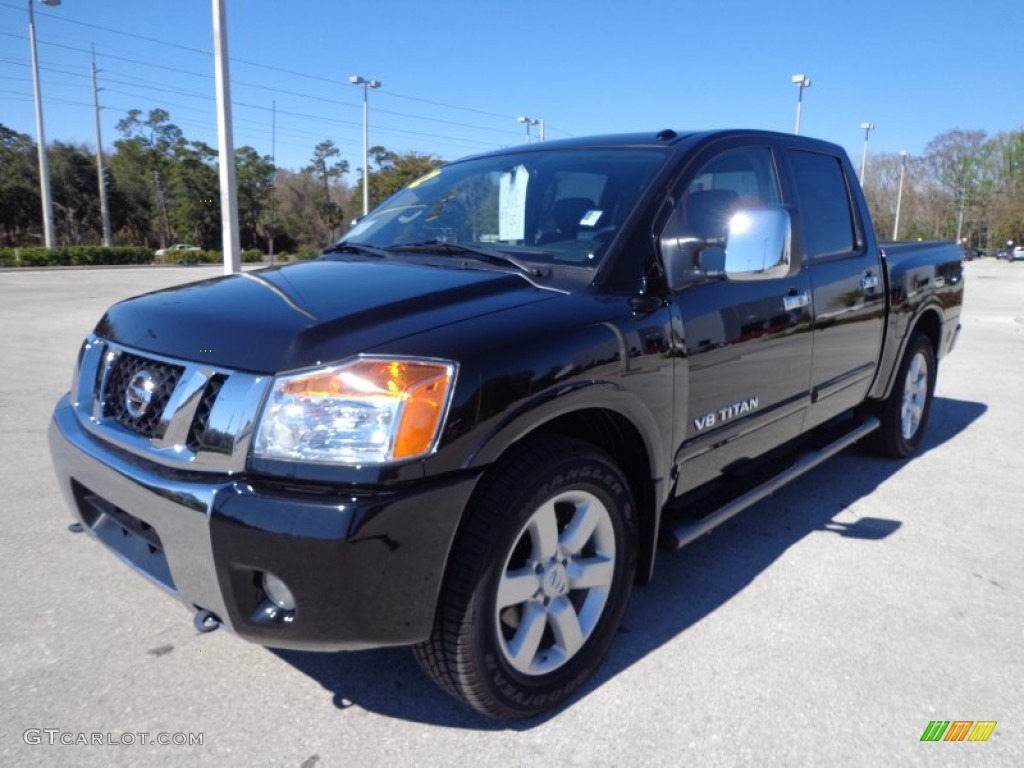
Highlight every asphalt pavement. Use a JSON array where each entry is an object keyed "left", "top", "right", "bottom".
[{"left": 0, "top": 259, "right": 1021, "bottom": 767}]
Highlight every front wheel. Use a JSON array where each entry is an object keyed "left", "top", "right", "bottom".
[
  {"left": 413, "top": 436, "right": 637, "bottom": 719},
  {"left": 867, "top": 332, "right": 937, "bottom": 458}
]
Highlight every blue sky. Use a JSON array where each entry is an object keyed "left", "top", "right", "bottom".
[{"left": 1, "top": 0, "right": 1020, "bottom": 174}]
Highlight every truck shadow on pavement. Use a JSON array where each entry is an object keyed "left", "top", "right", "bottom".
[{"left": 272, "top": 395, "right": 986, "bottom": 730}]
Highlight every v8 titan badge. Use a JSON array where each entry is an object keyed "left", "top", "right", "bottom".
[{"left": 693, "top": 397, "right": 759, "bottom": 431}]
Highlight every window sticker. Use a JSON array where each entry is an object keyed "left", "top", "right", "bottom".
[
  {"left": 499, "top": 165, "right": 530, "bottom": 241},
  {"left": 580, "top": 210, "right": 603, "bottom": 227}
]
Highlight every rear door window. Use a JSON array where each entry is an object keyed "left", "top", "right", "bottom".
[{"left": 786, "top": 150, "right": 858, "bottom": 259}]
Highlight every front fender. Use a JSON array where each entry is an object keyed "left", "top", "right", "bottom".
[{"left": 464, "top": 377, "right": 670, "bottom": 488}]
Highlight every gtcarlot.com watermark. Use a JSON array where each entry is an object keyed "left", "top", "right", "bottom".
[{"left": 23, "top": 729, "right": 203, "bottom": 747}]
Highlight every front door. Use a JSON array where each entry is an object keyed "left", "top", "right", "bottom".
[{"left": 664, "top": 144, "right": 814, "bottom": 494}]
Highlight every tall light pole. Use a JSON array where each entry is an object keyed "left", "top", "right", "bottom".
[
  {"left": 350, "top": 75, "right": 381, "bottom": 216},
  {"left": 892, "top": 150, "right": 908, "bottom": 240},
  {"left": 28, "top": 0, "right": 61, "bottom": 249},
  {"left": 517, "top": 115, "right": 544, "bottom": 142},
  {"left": 859, "top": 122, "right": 875, "bottom": 185},
  {"left": 791, "top": 74, "right": 811, "bottom": 134},
  {"left": 212, "top": 0, "right": 240, "bottom": 274},
  {"left": 91, "top": 47, "right": 112, "bottom": 246}
]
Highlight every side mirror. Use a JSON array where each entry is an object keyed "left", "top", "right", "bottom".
[
  {"left": 723, "top": 207, "right": 792, "bottom": 281},
  {"left": 660, "top": 236, "right": 717, "bottom": 291}
]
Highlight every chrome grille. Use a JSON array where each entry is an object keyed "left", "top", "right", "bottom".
[
  {"left": 186, "top": 374, "right": 226, "bottom": 451},
  {"left": 72, "top": 336, "right": 269, "bottom": 473},
  {"left": 102, "top": 351, "right": 184, "bottom": 437}
]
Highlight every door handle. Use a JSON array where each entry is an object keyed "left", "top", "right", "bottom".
[
  {"left": 782, "top": 291, "right": 809, "bottom": 311},
  {"left": 861, "top": 273, "right": 880, "bottom": 291}
]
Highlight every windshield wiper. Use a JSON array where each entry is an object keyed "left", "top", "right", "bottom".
[
  {"left": 321, "top": 241, "right": 393, "bottom": 259},
  {"left": 385, "top": 240, "right": 543, "bottom": 277}
]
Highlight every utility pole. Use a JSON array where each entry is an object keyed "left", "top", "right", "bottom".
[
  {"left": 269, "top": 98, "right": 276, "bottom": 265},
  {"left": 91, "top": 46, "right": 113, "bottom": 246},
  {"left": 212, "top": 0, "right": 241, "bottom": 274}
]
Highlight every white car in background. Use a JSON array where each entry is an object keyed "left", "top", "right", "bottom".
[{"left": 154, "top": 244, "right": 201, "bottom": 262}]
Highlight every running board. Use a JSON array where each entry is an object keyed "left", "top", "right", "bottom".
[{"left": 660, "top": 416, "right": 880, "bottom": 551}]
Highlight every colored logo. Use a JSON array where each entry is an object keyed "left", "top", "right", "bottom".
[{"left": 920, "top": 721, "right": 997, "bottom": 742}]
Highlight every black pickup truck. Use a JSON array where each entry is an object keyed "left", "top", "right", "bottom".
[{"left": 49, "top": 129, "right": 963, "bottom": 719}]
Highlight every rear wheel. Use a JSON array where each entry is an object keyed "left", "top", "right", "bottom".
[
  {"left": 413, "top": 436, "right": 637, "bottom": 719},
  {"left": 868, "top": 332, "right": 936, "bottom": 458}
]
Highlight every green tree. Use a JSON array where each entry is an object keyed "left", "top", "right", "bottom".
[
  {"left": 113, "top": 109, "right": 185, "bottom": 246},
  {"left": 50, "top": 142, "right": 100, "bottom": 245},
  {"left": 272, "top": 169, "right": 333, "bottom": 249},
  {"left": 304, "top": 139, "right": 349, "bottom": 239},
  {"left": 107, "top": 135, "right": 154, "bottom": 245},
  {"left": 923, "top": 129, "right": 987, "bottom": 242},
  {"left": 0, "top": 124, "right": 40, "bottom": 245},
  {"left": 166, "top": 140, "right": 220, "bottom": 248},
  {"left": 981, "top": 130, "right": 1024, "bottom": 248},
  {"left": 235, "top": 146, "right": 276, "bottom": 250},
  {"left": 351, "top": 146, "right": 444, "bottom": 211}
]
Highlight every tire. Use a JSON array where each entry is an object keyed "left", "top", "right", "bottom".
[
  {"left": 413, "top": 436, "right": 637, "bottom": 719},
  {"left": 867, "top": 332, "right": 936, "bottom": 458}
]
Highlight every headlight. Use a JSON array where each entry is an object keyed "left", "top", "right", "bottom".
[{"left": 252, "top": 357, "right": 457, "bottom": 465}]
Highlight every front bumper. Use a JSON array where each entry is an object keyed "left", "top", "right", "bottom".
[{"left": 48, "top": 394, "right": 480, "bottom": 650}]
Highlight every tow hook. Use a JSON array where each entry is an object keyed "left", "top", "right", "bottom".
[
  {"left": 67, "top": 522, "right": 84, "bottom": 533},
  {"left": 193, "top": 609, "right": 222, "bottom": 634}
]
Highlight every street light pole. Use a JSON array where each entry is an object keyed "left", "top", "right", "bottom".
[
  {"left": 893, "top": 150, "right": 908, "bottom": 240},
  {"left": 350, "top": 75, "right": 381, "bottom": 216},
  {"left": 517, "top": 115, "right": 543, "bottom": 142},
  {"left": 859, "top": 122, "right": 875, "bottom": 185},
  {"left": 791, "top": 74, "right": 811, "bottom": 135},
  {"left": 28, "top": 0, "right": 61, "bottom": 249},
  {"left": 212, "top": 0, "right": 241, "bottom": 274}
]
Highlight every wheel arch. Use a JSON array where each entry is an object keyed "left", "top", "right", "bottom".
[
  {"left": 875, "top": 303, "right": 944, "bottom": 401},
  {"left": 529, "top": 408, "right": 659, "bottom": 585},
  {"left": 459, "top": 395, "right": 666, "bottom": 588},
  {"left": 912, "top": 306, "right": 942, "bottom": 357}
]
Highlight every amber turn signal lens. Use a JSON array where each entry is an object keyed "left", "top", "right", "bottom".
[{"left": 393, "top": 369, "right": 452, "bottom": 458}]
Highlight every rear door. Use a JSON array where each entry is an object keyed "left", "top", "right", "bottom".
[
  {"left": 666, "top": 142, "right": 814, "bottom": 494},
  {"left": 781, "top": 148, "right": 885, "bottom": 428}
]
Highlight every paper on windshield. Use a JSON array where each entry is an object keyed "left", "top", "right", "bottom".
[{"left": 499, "top": 165, "right": 529, "bottom": 242}]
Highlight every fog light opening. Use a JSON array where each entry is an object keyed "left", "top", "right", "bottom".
[{"left": 261, "top": 571, "right": 296, "bottom": 612}]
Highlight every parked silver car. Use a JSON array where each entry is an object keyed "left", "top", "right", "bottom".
[{"left": 154, "top": 244, "right": 200, "bottom": 262}]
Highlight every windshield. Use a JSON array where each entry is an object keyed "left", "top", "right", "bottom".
[{"left": 341, "top": 147, "right": 669, "bottom": 268}]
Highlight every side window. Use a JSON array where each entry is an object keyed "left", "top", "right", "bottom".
[
  {"left": 787, "top": 150, "right": 857, "bottom": 259},
  {"left": 663, "top": 147, "right": 781, "bottom": 242}
]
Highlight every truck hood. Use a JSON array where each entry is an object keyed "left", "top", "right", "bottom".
[{"left": 94, "top": 259, "right": 558, "bottom": 372}]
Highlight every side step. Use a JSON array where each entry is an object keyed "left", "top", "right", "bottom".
[{"left": 659, "top": 416, "right": 879, "bottom": 551}]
